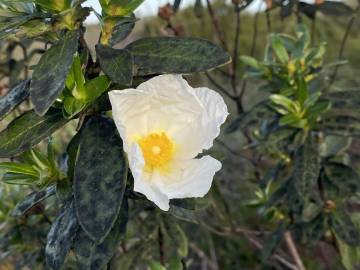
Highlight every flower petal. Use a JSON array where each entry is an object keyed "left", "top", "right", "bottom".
[
  {"left": 155, "top": 155, "right": 222, "bottom": 199},
  {"left": 129, "top": 143, "right": 170, "bottom": 211},
  {"left": 171, "top": 87, "right": 228, "bottom": 158},
  {"left": 108, "top": 75, "right": 203, "bottom": 153}
]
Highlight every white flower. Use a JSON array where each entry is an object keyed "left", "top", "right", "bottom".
[{"left": 108, "top": 75, "right": 228, "bottom": 211}]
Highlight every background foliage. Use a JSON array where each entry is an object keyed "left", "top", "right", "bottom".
[{"left": 0, "top": 0, "right": 360, "bottom": 269}]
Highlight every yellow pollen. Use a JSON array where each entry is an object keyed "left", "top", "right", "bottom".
[{"left": 138, "top": 132, "right": 174, "bottom": 172}]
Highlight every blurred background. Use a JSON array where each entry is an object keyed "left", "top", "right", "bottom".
[{"left": 1, "top": 0, "right": 360, "bottom": 269}]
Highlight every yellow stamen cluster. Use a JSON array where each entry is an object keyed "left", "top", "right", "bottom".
[{"left": 138, "top": 132, "right": 174, "bottom": 172}]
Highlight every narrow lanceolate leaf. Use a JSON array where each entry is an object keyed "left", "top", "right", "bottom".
[
  {"left": 291, "top": 137, "right": 321, "bottom": 222},
  {"left": 316, "top": 115, "right": 360, "bottom": 138},
  {"left": 293, "top": 137, "right": 321, "bottom": 198},
  {"left": 11, "top": 185, "right": 56, "bottom": 217},
  {"left": 0, "top": 80, "right": 30, "bottom": 120},
  {"left": 96, "top": 45, "right": 133, "bottom": 85},
  {"left": 126, "top": 37, "right": 231, "bottom": 75},
  {"left": 74, "top": 116, "right": 128, "bottom": 243},
  {"left": 46, "top": 200, "right": 79, "bottom": 270},
  {"left": 30, "top": 31, "right": 79, "bottom": 115},
  {"left": 0, "top": 109, "right": 68, "bottom": 158}
]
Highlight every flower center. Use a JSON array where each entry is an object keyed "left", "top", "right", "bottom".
[{"left": 138, "top": 132, "right": 174, "bottom": 171}]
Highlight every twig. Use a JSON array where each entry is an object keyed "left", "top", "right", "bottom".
[
  {"left": 244, "top": 232, "right": 298, "bottom": 270},
  {"left": 190, "top": 242, "right": 218, "bottom": 270},
  {"left": 238, "top": 4, "right": 261, "bottom": 105},
  {"left": 284, "top": 231, "right": 306, "bottom": 270},
  {"left": 231, "top": 5, "right": 241, "bottom": 97},
  {"left": 158, "top": 227, "right": 165, "bottom": 265},
  {"left": 205, "top": 0, "right": 228, "bottom": 51},
  {"left": 328, "top": 6, "right": 359, "bottom": 88},
  {"left": 205, "top": 72, "right": 235, "bottom": 100},
  {"left": 265, "top": 9, "right": 272, "bottom": 33}
]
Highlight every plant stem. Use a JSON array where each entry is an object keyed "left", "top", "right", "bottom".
[
  {"left": 284, "top": 231, "right": 306, "bottom": 270},
  {"left": 158, "top": 227, "right": 165, "bottom": 265}
]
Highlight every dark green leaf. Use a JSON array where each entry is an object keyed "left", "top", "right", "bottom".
[
  {"left": 96, "top": 45, "right": 133, "bottom": 85},
  {"left": 73, "top": 198, "right": 128, "bottom": 270},
  {"left": 126, "top": 37, "right": 231, "bottom": 75},
  {"left": 11, "top": 185, "right": 56, "bottom": 217},
  {"left": 0, "top": 108, "right": 68, "bottom": 158},
  {"left": 91, "top": 198, "right": 128, "bottom": 269},
  {"left": 225, "top": 101, "right": 276, "bottom": 133},
  {"left": 324, "top": 162, "right": 360, "bottom": 197},
  {"left": 318, "top": 2, "right": 353, "bottom": 16},
  {"left": 330, "top": 210, "right": 360, "bottom": 247},
  {"left": 290, "top": 137, "right": 321, "bottom": 222},
  {"left": 108, "top": 15, "right": 136, "bottom": 46},
  {"left": 324, "top": 90, "right": 360, "bottom": 113},
  {"left": 74, "top": 115, "right": 128, "bottom": 243},
  {"left": 316, "top": 115, "right": 360, "bottom": 138},
  {"left": 168, "top": 204, "right": 198, "bottom": 224},
  {"left": 30, "top": 31, "right": 79, "bottom": 115},
  {"left": 46, "top": 200, "right": 79, "bottom": 270},
  {"left": 0, "top": 80, "right": 30, "bottom": 120},
  {"left": 163, "top": 218, "right": 188, "bottom": 257}
]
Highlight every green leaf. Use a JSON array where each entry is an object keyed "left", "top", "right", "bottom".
[
  {"left": 240, "top": 55, "right": 261, "bottom": 69},
  {"left": 324, "top": 162, "right": 360, "bottom": 197},
  {"left": 318, "top": 2, "right": 353, "bottom": 16},
  {"left": 108, "top": 15, "right": 136, "bottom": 46},
  {"left": 107, "top": 0, "right": 144, "bottom": 16},
  {"left": 30, "top": 31, "right": 79, "bottom": 115},
  {"left": 96, "top": 45, "right": 133, "bottom": 85},
  {"left": 2, "top": 172, "right": 38, "bottom": 185},
  {"left": 73, "top": 198, "right": 128, "bottom": 270},
  {"left": 163, "top": 218, "right": 188, "bottom": 257},
  {"left": 126, "top": 37, "right": 231, "bottom": 75},
  {"left": 269, "top": 94, "right": 297, "bottom": 112},
  {"left": 269, "top": 34, "right": 289, "bottom": 64},
  {"left": 324, "top": 90, "right": 360, "bottom": 114},
  {"left": 316, "top": 115, "right": 360, "bottom": 138},
  {"left": 319, "top": 135, "right": 351, "bottom": 158},
  {"left": 168, "top": 203, "right": 198, "bottom": 223},
  {"left": 63, "top": 96, "right": 87, "bottom": 118},
  {"left": 46, "top": 200, "right": 79, "bottom": 270},
  {"left": 0, "top": 108, "right": 68, "bottom": 158},
  {"left": 330, "top": 210, "right": 360, "bottom": 247},
  {"left": 0, "top": 79, "right": 30, "bottom": 121},
  {"left": 83, "top": 75, "right": 111, "bottom": 102},
  {"left": 291, "top": 137, "right": 321, "bottom": 222},
  {"left": 90, "top": 198, "right": 128, "bottom": 269},
  {"left": 149, "top": 261, "right": 166, "bottom": 270},
  {"left": 335, "top": 214, "right": 360, "bottom": 270},
  {"left": 0, "top": 162, "right": 38, "bottom": 177},
  {"left": 11, "top": 185, "right": 55, "bottom": 217},
  {"left": 225, "top": 101, "right": 276, "bottom": 133},
  {"left": 74, "top": 115, "right": 128, "bottom": 243}
]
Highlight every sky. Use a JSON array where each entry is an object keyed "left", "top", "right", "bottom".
[{"left": 83, "top": 0, "right": 267, "bottom": 24}]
